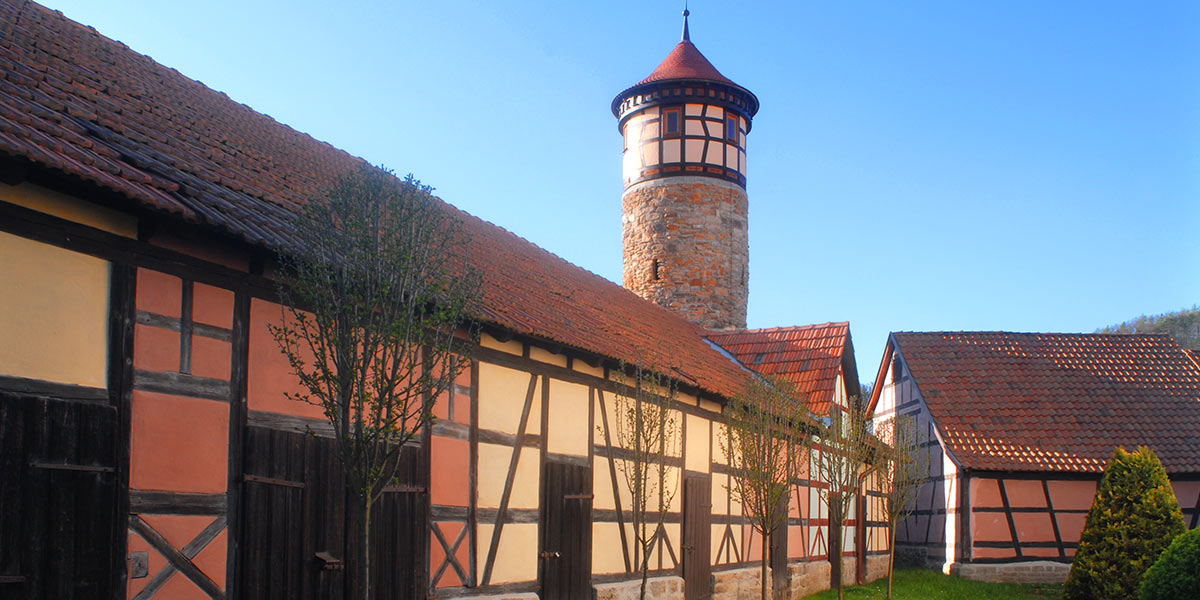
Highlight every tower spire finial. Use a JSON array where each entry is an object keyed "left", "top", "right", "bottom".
[{"left": 681, "top": 4, "right": 690, "bottom": 42}]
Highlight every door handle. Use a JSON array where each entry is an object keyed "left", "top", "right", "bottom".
[{"left": 539, "top": 551, "right": 560, "bottom": 559}]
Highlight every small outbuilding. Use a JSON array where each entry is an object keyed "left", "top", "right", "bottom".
[{"left": 868, "top": 331, "right": 1200, "bottom": 584}]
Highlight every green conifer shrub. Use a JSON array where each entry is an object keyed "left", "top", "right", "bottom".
[
  {"left": 1062, "top": 447, "right": 1185, "bottom": 600},
  {"left": 1139, "top": 527, "right": 1200, "bottom": 600}
]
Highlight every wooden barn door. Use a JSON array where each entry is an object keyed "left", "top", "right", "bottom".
[
  {"left": 240, "top": 426, "right": 427, "bottom": 600},
  {"left": 540, "top": 459, "right": 592, "bottom": 600},
  {"left": 681, "top": 473, "right": 712, "bottom": 600},
  {"left": 0, "top": 396, "right": 120, "bottom": 600},
  {"left": 240, "top": 426, "right": 346, "bottom": 599}
]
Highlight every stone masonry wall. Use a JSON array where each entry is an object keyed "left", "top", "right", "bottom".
[
  {"left": 593, "top": 575, "right": 684, "bottom": 600},
  {"left": 711, "top": 565, "right": 767, "bottom": 600},
  {"left": 952, "top": 561, "right": 1071, "bottom": 585},
  {"left": 622, "top": 177, "right": 748, "bottom": 330}
]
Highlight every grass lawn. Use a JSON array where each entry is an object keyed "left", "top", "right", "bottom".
[{"left": 800, "top": 568, "right": 1062, "bottom": 599}]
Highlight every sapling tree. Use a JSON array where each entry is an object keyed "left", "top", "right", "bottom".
[
  {"left": 722, "top": 376, "right": 810, "bottom": 600},
  {"left": 873, "top": 413, "right": 926, "bottom": 600},
  {"left": 611, "top": 359, "right": 680, "bottom": 600},
  {"left": 270, "top": 164, "right": 480, "bottom": 599},
  {"left": 812, "top": 398, "right": 874, "bottom": 600}
]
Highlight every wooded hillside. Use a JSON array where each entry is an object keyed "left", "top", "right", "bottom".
[{"left": 1099, "top": 306, "right": 1200, "bottom": 351}]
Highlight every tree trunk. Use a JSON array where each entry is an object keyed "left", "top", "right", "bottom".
[
  {"left": 760, "top": 532, "right": 769, "bottom": 600},
  {"left": 638, "top": 543, "right": 650, "bottom": 600},
  {"left": 887, "top": 522, "right": 896, "bottom": 599},
  {"left": 358, "top": 495, "right": 372, "bottom": 600},
  {"left": 829, "top": 496, "right": 843, "bottom": 600}
]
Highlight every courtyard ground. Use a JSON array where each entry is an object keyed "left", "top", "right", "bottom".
[{"left": 801, "top": 568, "right": 1063, "bottom": 599}]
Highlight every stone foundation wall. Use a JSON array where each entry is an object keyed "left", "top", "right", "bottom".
[
  {"left": 952, "top": 561, "right": 1071, "bottom": 585},
  {"left": 863, "top": 555, "right": 889, "bottom": 584},
  {"left": 711, "top": 565, "right": 768, "bottom": 600},
  {"left": 593, "top": 575, "right": 684, "bottom": 600},
  {"left": 438, "top": 593, "right": 537, "bottom": 600},
  {"left": 786, "top": 561, "right": 830, "bottom": 599}
]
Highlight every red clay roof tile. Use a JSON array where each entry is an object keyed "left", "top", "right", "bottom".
[
  {"left": 891, "top": 332, "right": 1200, "bottom": 474},
  {"left": 0, "top": 1, "right": 752, "bottom": 398},
  {"left": 707, "top": 322, "right": 856, "bottom": 415}
]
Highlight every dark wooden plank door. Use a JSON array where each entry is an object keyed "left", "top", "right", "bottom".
[
  {"left": 0, "top": 396, "right": 119, "bottom": 600},
  {"left": 241, "top": 426, "right": 347, "bottom": 600},
  {"left": 349, "top": 443, "right": 427, "bottom": 600},
  {"left": 540, "top": 459, "right": 592, "bottom": 600},
  {"left": 681, "top": 473, "right": 712, "bottom": 600}
]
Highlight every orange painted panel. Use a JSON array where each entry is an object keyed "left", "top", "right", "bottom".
[
  {"left": 430, "top": 521, "right": 468, "bottom": 588},
  {"left": 130, "top": 390, "right": 228, "bottom": 493},
  {"left": 787, "top": 524, "right": 807, "bottom": 559},
  {"left": 156, "top": 570, "right": 211, "bottom": 599},
  {"left": 136, "top": 269, "right": 181, "bottom": 317},
  {"left": 970, "top": 478, "right": 1002, "bottom": 508},
  {"left": 1055, "top": 513, "right": 1087, "bottom": 543},
  {"left": 1047, "top": 480, "right": 1097, "bottom": 511},
  {"left": 141, "top": 514, "right": 211, "bottom": 550},
  {"left": 744, "top": 526, "right": 761, "bottom": 561},
  {"left": 126, "top": 532, "right": 166, "bottom": 599},
  {"left": 972, "top": 513, "right": 1011, "bottom": 542},
  {"left": 247, "top": 299, "right": 324, "bottom": 419},
  {"left": 1023, "top": 547, "right": 1059, "bottom": 558},
  {"left": 1012, "top": 513, "right": 1056, "bottom": 543},
  {"left": 973, "top": 546, "right": 1017, "bottom": 559},
  {"left": 191, "top": 336, "right": 231, "bottom": 381},
  {"left": 134, "top": 324, "right": 180, "bottom": 373},
  {"left": 430, "top": 435, "right": 470, "bottom": 507},
  {"left": 192, "top": 283, "right": 234, "bottom": 329},
  {"left": 1003, "top": 480, "right": 1047, "bottom": 508},
  {"left": 192, "top": 528, "right": 228, "bottom": 590}
]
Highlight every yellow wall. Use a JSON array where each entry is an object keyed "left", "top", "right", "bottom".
[
  {"left": 477, "top": 444, "right": 539, "bottom": 510},
  {"left": 685, "top": 413, "right": 710, "bottom": 472},
  {"left": 0, "top": 232, "right": 109, "bottom": 387},
  {"left": 477, "top": 523, "right": 538, "bottom": 584},
  {"left": 547, "top": 379, "right": 589, "bottom": 456},
  {"left": 1, "top": 182, "right": 135, "bottom": 237},
  {"left": 480, "top": 333, "right": 522, "bottom": 355},
  {"left": 477, "top": 363, "right": 541, "bottom": 436}
]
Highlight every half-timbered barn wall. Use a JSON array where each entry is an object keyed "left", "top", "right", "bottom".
[{"left": 870, "top": 349, "right": 960, "bottom": 572}]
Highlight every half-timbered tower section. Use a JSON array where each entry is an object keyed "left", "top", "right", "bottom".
[
  {"left": 614, "top": 11, "right": 758, "bottom": 331},
  {"left": 868, "top": 332, "right": 1200, "bottom": 585},
  {"left": 0, "top": 3, "right": 890, "bottom": 600}
]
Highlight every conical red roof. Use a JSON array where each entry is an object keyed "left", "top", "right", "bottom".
[{"left": 638, "top": 40, "right": 736, "bottom": 86}]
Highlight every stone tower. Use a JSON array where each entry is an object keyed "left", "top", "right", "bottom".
[{"left": 612, "top": 11, "right": 759, "bottom": 330}]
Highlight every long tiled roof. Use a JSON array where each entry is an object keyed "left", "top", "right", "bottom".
[
  {"left": 0, "top": 1, "right": 753, "bottom": 398},
  {"left": 706, "top": 322, "right": 857, "bottom": 415},
  {"left": 891, "top": 332, "right": 1200, "bottom": 474}
]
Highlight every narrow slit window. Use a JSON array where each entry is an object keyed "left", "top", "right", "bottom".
[
  {"left": 651, "top": 259, "right": 660, "bottom": 281},
  {"left": 725, "top": 116, "right": 738, "bottom": 142}
]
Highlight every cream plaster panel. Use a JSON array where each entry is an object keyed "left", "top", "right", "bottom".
[
  {"left": 651, "top": 523, "right": 681, "bottom": 567},
  {"left": 593, "top": 457, "right": 617, "bottom": 511},
  {"left": 685, "top": 103, "right": 703, "bottom": 116},
  {"left": 1, "top": 182, "right": 135, "bottom": 238},
  {"left": 711, "top": 473, "right": 729, "bottom": 515},
  {"left": 592, "top": 522, "right": 633, "bottom": 574},
  {"left": 644, "top": 465, "right": 681, "bottom": 513},
  {"left": 477, "top": 444, "right": 540, "bottom": 510},
  {"left": 547, "top": 379, "right": 589, "bottom": 456},
  {"left": 710, "top": 524, "right": 723, "bottom": 560},
  {"left": 480, "top": 333, "right": 523, "bottom": 355},
  {"left": 596, "top": 392, "right": 632, "bottom": 449},
  {"left": 711, "top": 423, "right": 729, "bottom": 466},
  {"left": 478, "top": 363, "right": 540, "bottom": 436},
  {"left": 0, "top": 233, "right": 109, "bottom": 387},
  {"left": 685, "top": 414, "right": 710, "bottom": 473},
  {"left": 676, "top": 392, "right": 697, "bottom": 407},
  {"left": 665, "top": 409, "right": 684, "bottom": 458},
  {"left": 477, "top": 523, "right": 537, "bottom": 584},
  {"left": 571, "top": 360, "right": 603, "bottom": 378},
  {"left": 608, "top": 457, "right": 636, "bottom": 511},
  {"left": 699, "top": 398, "right": 721, "bottom": 413},
  {"left": 528, "top": 345, "right": 567, "bottom": 368}
]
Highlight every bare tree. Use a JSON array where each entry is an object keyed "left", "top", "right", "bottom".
[
  {"left": 722, "top": 376, "right": 810, "bottom": 600},
  {"left": 874, "top": 413, "right": 926, "bottom": 599},
  {"left": 269, "top": 164, "right": 480, "bottom": 599},
  {"left": 812, "top": 399, "right": 874, "bottom": 600},
  {"left": 611, "top": 360, "right": 680, "bottom": 600}
]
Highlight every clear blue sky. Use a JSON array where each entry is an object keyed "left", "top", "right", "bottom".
[{"left": 42, "top": 1, "right": 1199, "bottom": 378}]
